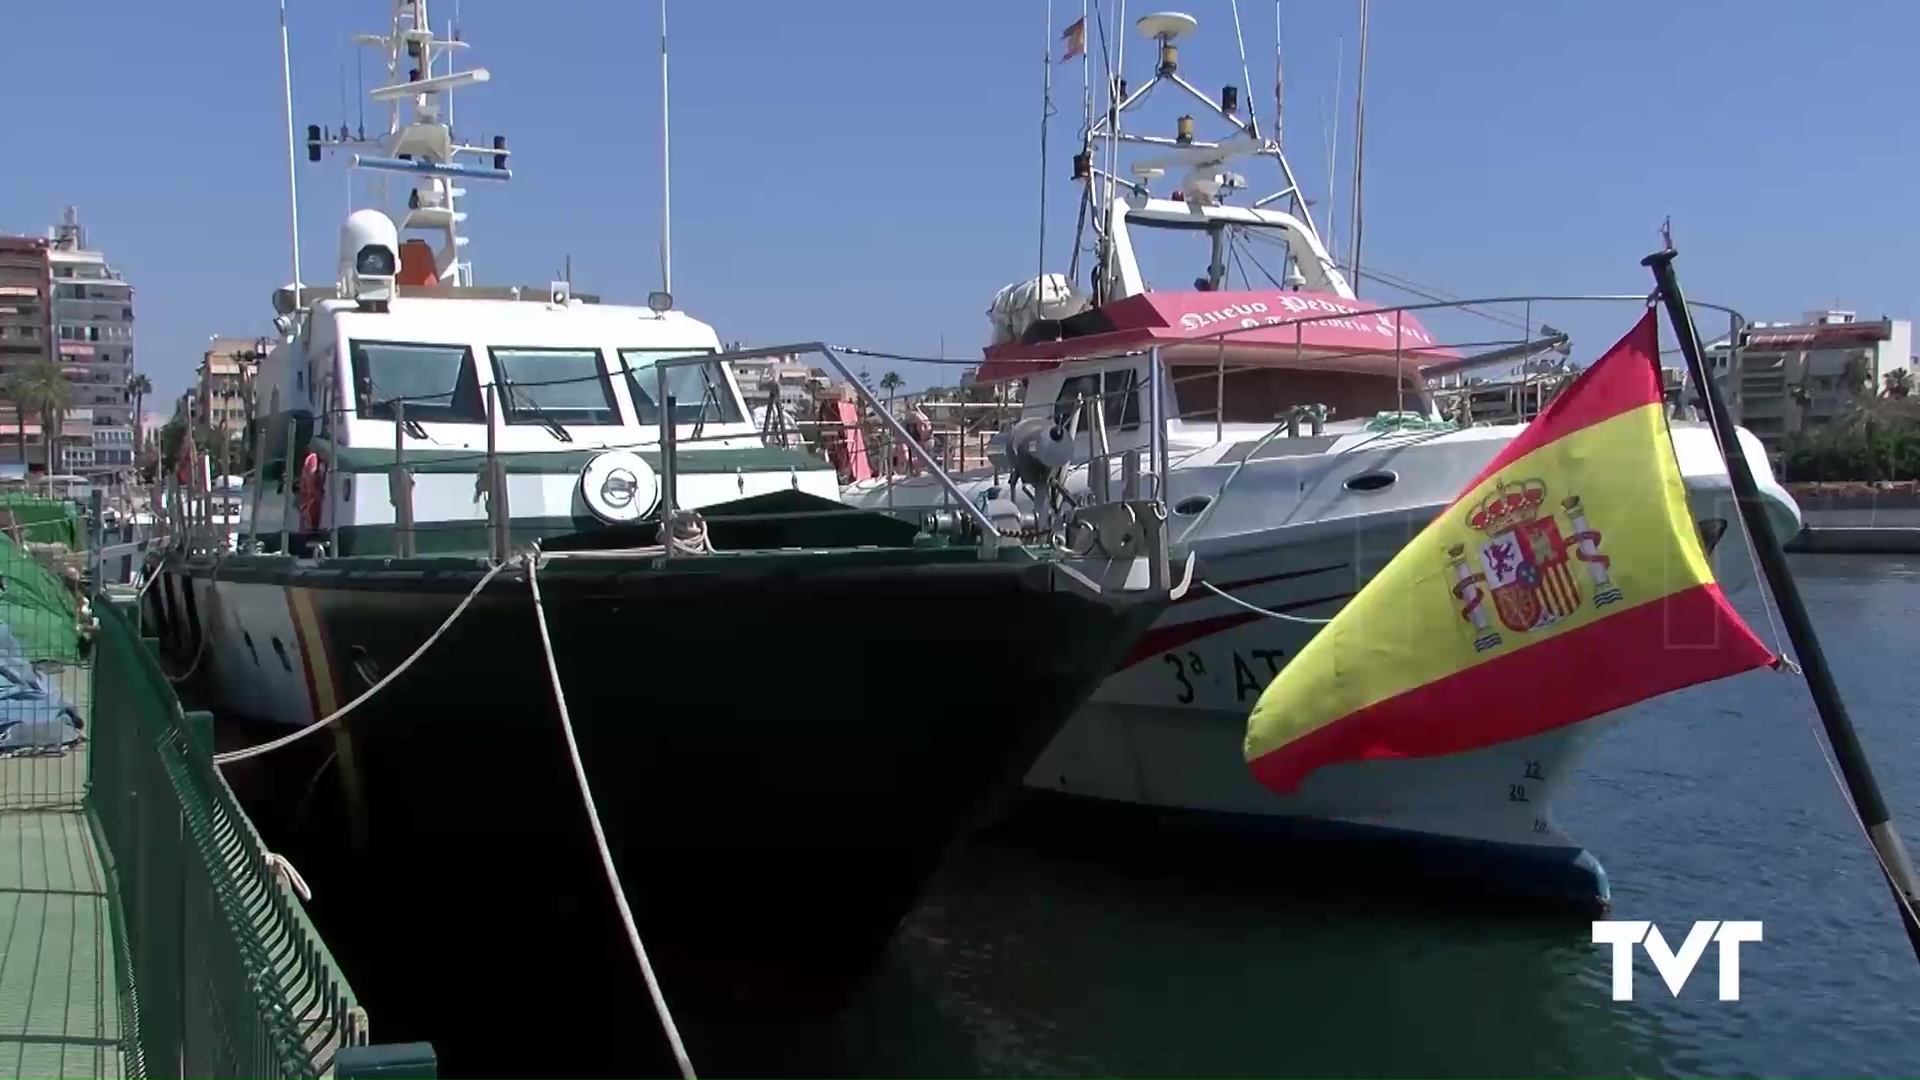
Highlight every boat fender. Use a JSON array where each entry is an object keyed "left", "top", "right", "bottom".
[
  {"left": 298, "top": 452, "right": 327, "bottom": 532},
  {"left": 1003, "top": 415, "right": 1074, "bottom": 489}
]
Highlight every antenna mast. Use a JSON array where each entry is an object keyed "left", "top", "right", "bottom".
[
  {"left": 659, "top": 0, "right": 673, "bottom": 297},
  {"left": 306, "top": 0, "right": 510, "bottom": 286},
  {"left": 1038, "top": 0, "right": 1055, "bottom": 304},
  {"left": 1347, "top": 0, "right": 1369, "bottom": 295},
  {"left": 1323, "top": 35, "right": 1341, "bottom": 265},
  {"left": 1075, "top": 5, "right": 1333, "bottom": 295},
  {"left": 279, "top": 0, "right": 304, "bottom": 290}
]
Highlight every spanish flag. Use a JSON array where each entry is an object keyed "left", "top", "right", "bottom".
[{"left": 1245, "top": 309, "right": 1775, "bottom": 793}]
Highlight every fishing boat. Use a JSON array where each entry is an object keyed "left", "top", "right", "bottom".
[
  {"left": 143, "top": 3, "right": 1178, "bottom": 1072},
  {"left": 844, "top": 6, "right": 1802, "bottom": 910}
]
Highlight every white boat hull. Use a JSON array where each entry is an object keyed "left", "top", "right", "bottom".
[{"left": 847, "top": 418, "right": 1800, "bottom": 907}]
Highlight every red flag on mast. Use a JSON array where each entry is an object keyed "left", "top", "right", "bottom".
[{"left": 1060, "top": 17, "right": 1086, "bottom": 62}]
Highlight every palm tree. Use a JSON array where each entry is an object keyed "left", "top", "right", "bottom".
[
  {"left": 1883, "top": 367, "right": 1913, "bottom": 400},
  {"left": 12, "top": 358, "right": 73, "bottom": 487},
  {"left": 879, "top": 370, "right": 904, "bottom": 401},
  {"left": 125, "top": 372, "right": 152, "bottom": 457}
]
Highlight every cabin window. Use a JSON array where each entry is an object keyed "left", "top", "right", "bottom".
[
  {"left": 1053, "top": 368, "right": 1141, "bottom": 432},
  {"left": 619, "top": 348, "right": 745, "bottom": 426},
  {"left": 489, "top": 347, "right": 621, "bottom": 426},
  {"left": 346, "top": 340, "right": 485, "bottom": 423},
  {"left": 1168, "top": 365, "right": 1424, "bottom": 424}
]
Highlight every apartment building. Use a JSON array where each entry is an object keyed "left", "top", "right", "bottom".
[
  {"left": 46, "top": 208, "right": 137, "bottom": 473},
  {"left": 199, "top": 337, "right": 265, "bottom": 436},
  {"left": 1705, "top": 309, "right": 1911, "bottom": 453},
  {"left": 0, "top": 237, "right": 52, "bottom": 386}
]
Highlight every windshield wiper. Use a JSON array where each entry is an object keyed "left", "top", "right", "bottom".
[
  {"left": 502, "top": 381, "right": 573, "bottom": 442},
  {"left": 691, "top": 367, "right": 726, "bottom": 440}
]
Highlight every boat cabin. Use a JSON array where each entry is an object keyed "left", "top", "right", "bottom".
[
  {"left": 245, "top": 212, "right": 837, "bottom": 555},
  {"left": 978, "top": 192, "right": 1460, "bottom": 458}
]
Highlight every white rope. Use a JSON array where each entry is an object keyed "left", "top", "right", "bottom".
[
  {"left": 264, "top": 850, "right": 312, "bottom": 902},
  {"left": 665, "top": 511, "right": 712, "bottom": 557},
  {"left": 527, "top": 549, "right": 696, "bottom": 1079},
  {"left": 160, "top": 557, "right": 222, "bottom": 686},
  {"left": 1198, "top": 578, "right": 1337, "bottom": 624},
  {"left": 211, "top": 560, "right": 509, "bottom": 765}
]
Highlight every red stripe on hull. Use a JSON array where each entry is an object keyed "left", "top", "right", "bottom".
[{"left": 1118, "top": 591, "right": 1354, "bottom": 669}]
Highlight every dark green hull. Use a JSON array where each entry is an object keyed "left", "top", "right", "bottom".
[{"left": 152, "top": 542, "right": 1163, "bottom": 1075}]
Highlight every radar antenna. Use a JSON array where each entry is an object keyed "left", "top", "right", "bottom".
[
  {"left": 302, "top": 0, "right": 511, "bottom": 286},
  {"left": 1071, "top": 7, "right": 1337, "bottom": 296}
]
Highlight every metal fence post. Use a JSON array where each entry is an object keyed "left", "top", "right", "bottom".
[
  {"left": 392, "top": 400, "right": 415, "bottom": 558},
  {"left": 277, "top": 416, "right": 297, "bottom": 555},
  {"left": 658, "top": 379, "right": 679, "bottom": 561},
  {"left": 485, "top": 383, "right": 509, "bottom": 563},
  {"left": 249, "top": 388, "right": 279, "bottom": 553}
]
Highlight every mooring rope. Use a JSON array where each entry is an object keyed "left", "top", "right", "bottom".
[
  {"left": 210, "top": 560, "right": 509, "bottom": 766},
  {"left": 527, "top": 547, "right": 696, "bottom": 1079},
  {"left": 158, "top": 555, "right": 222, "bottom": 686},
  {"left": 1196, "top": 578, "right": 1338, "bottom": 624}
]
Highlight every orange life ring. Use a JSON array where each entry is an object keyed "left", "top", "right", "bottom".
[{"left": 298, "top": 451, "right": 326, "bottom": 531}]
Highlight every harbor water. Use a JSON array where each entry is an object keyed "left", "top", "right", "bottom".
[{"left": 735, "top": 553, "right": 1920, "bottom": 1078}]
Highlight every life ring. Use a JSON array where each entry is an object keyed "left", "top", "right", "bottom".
[{"left": 297, "top": 452, "right": 326, "bottom": 531}]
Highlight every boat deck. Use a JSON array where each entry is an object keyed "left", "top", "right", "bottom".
[{"left": 0, "top": 687, "right": 125, "bottom": 1080}]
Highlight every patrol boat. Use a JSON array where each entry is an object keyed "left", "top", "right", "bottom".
[
  {"left": 844, "top": 6, "right": 1802, "bottom": 911},
  {"left": 143, "top": 3, "right": 1177, "bottom": 1072}
]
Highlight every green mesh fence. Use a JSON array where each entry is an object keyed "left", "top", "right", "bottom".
[
  {"left": 72, "top": 599, "right": 368, "bottom": 1079},
  {"left": 0, "top": 492, "right": 81, "bottom": 549}
]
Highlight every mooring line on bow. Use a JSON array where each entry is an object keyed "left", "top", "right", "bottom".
[
  {"left": 527, "top": 546, "right": 697, "bottom": 1079},
  {"left": 210, "top": 559, "right": 509, "bottom": 766}
]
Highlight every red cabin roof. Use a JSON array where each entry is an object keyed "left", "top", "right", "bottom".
[{"left": 976, "top": 288, "right": 1460, "bottom": 382}]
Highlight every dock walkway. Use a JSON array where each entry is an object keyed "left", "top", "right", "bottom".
[{"left": 0, "top": 734, "right": 125, "bottom": 1080}]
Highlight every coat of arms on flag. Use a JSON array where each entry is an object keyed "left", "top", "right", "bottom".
[{"left": 1449, "top": 479, "right": 1625, "bottom": 650}]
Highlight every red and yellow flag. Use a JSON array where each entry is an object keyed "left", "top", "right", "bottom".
[
  {"left": 1061, "top": 17, "right": 1087, "bottom": 62},
  {"left": 1245, "top": 310, "right": 1775, "bottom": 793}
]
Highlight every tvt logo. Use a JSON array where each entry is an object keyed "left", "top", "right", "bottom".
[{"left": 1591, "top": 920, "right": 1764, "bottom": 1002}]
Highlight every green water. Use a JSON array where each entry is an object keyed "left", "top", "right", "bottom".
[{"left": 793, "top": 555, "right": 1920, "bottom": 1077}]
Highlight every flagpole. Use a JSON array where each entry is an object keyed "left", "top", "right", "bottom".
[
  {"left": 1038, "top": 0, "right": 1054, "bottom": 305},
  {"left": 1645, "top": 248, "right": 1920, "bottom": 963}
]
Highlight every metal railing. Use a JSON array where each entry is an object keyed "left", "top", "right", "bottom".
[
  {"left": 914, "top": 291, "right": 1751, "bottom": 457},
  {"left": 87, "top": 597, "right": 369, "bottom": 1078},
  {"left": 649, "top": 343, "right": 1019, "bottom": 554}
]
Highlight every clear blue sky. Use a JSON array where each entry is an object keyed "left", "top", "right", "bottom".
[{"left": 3, "top": 0, "right": 1915, "bottom": 402}]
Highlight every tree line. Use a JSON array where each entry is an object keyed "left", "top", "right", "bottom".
[
  {"left": 1777, "top": 366, "right": 1920, "bottom": 482},
  {"left": 0, "top": 357, "right": 153, "bottom": 478}
]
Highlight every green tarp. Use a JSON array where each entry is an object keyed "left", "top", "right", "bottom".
[
  {"left": 0, "top": 531, "right": 80, "bottom": 666},
  {"left": 0, "top": 493, "right": 79, "bottom": 549}
]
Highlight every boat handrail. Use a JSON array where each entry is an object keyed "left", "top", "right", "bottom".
[
  {"left": 926, "top": 291, "right": 1747, "bottom": 448},
  {"left": 651, "top": 343, "right": 1011, "bottom": 554}
]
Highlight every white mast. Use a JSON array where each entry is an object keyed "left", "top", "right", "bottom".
[
  {"left": 659, "top": 0, "right": 673, "bottom": 298},
  {"left": 279, "top": 0, "right": 304, "bottom": 290},
  {"left": 1068, "top": 5, "right": 1335, "bottom": 296},
  {"left": 311, "top": 0, "right": 508, "bottom": 286},
  {"left": 1347, "top": 0, "right": 1370, "bottom": 295}
]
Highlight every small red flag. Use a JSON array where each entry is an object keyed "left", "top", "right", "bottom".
[{"left": 1060, "top": 17, "right": 1086, "bottom": 62}]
